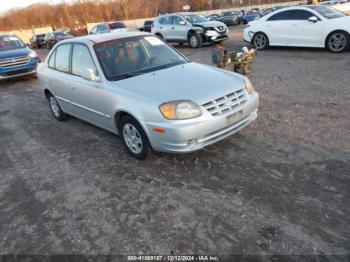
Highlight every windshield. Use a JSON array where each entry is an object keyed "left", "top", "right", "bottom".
[
  {"left": 94, "top": 36, "right": 188, "bottom": 81},
  {"left": 0, "top": 35, "right": 26, "bottom": 51},
  {"left": 183, "top": 14, "right": 208, "bottom": 23},
  {"left": 308, "top": 5, "right": 346, "bottom": 19}
]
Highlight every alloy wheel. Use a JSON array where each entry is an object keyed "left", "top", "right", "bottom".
[
  {"left": 49, "top": 96, "right": 60, "bottom": 118},
  {"left": 328, "top": 33, "right": 347, "bottom": 53},
  {"left": 254, "top": 34, "right": 267, "bottom": 49},
  {"left": 123, "top": 123, "right": 143, "bottom": 154},
  {"left": 190, "top": 35, "right": 199, "bottom": 48}
]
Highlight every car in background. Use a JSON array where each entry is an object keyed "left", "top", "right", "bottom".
[
  {"left": 89, "top": 22, "right": 128, "bottom": 35},
  {"left": 244, "top": 5, "right": 350, "bottom": 53},
  {"left": 321, "top": 0, "right": 350, "bottom": 14},
  {"left": 242, "top": 10, "right": 262, "bottom": 24},
  {"left": 30, "top": 34, "right": 46, "bottom": 49},
  {"left": 44, "top": 31, "right": 74, "bottom": 49},
  {"left": 138, "top": 20, "right": 153, "bottom": 33},
  {"left": 207, "top": 14, "right": 221, "bottom": 21},
  {"left": 38, "top": 32, "right": 258, "bottom": 160},
  {"left": 152, "top": 12, "right": 228, "bottom": 48},
  {"left": 218, "top": 11, "right": 241, "bottom": 26},
  {"left": 261, "top": 7, "right": 282, "bottom": 16},
  {"left": 0, "top": 34, "right": 40, "bottom": 80}
]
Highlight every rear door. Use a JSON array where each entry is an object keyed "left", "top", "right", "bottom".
[{"left": 157, "top": 16, "right": 173, "bottom": 40}]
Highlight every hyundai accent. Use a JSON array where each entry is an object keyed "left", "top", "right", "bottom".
[{"left": 38, "top": 32, "right": 259, "bottom": 159}]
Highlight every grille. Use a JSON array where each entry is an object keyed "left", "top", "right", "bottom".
[
  {"left": 202, "top": 88, "right": 247, "bottom": 117},
  {"left": 0, "top": 56, "right": 30, "bottom": 68}
]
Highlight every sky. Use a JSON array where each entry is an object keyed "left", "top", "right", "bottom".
[{"left": 1, "top": 0, "right": 74, "bottom": 13}]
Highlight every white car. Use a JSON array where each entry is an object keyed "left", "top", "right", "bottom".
[{"left": 244, "top": 5, "right": 350, "bottom": 53}]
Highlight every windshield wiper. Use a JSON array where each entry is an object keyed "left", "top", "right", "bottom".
[{"left": 110, "top": 72, "right": 143, "bottom": 81}]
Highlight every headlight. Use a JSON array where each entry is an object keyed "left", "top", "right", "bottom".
[
  {"left": 244, "top": 77, "right": 255, "bottom": 94},
  {"left": 159, "top": 100, "right": 202, "bottom": 120},
  {"left": 29, "top": 51, "right": 38, "bottom": 58}
]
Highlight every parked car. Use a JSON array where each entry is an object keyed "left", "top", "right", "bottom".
[
  {"left": 138, "top": 20, "right": 153, "bottom": 33},
  {"left": 151, "top": 12, "right": 229, "bottom": 48},
  {"left": 207, "top": 14, "right": 221, "bottom": 21},
  {"left": 44, "top": 31, "right": 73, "bottom": 49},
  {"left": 321, "top": 0, "right": 350, "bottom": 14},
  {"left": 0, "top": 34, "right": 40, "bottom": 80},
  {"left": 218, "top": 11, "right": 240, "bottom": 26},
  {"left": 242, "top": 10, "right": 262, "bottom": 24},
  {"left": 30, "top": 33, "right": 46, "bottom": 48},
  {"left": 244, "top": 5, "right": 350, "bottom": 53},
  {"left": 261, "top": 7, "right": 282, "bottom": 16},
  {"left": 89, "top": 22, "right": 128, "bottom": 35},
  {"left": 38, "top": 32, "right": 259, "bottom": 160}
]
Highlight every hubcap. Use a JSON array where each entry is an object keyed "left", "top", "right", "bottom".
[
  {"left": 254, "top": 34, "right": 266, "bottom": 49},
  {"left": 190, "top": 35, "right": 199, "bottom": 47},
  {"left": 329, "top": 34, "right": 346, "bottom": 52},
  {"left": 49, "top": 96, "right": 60, "bottom": 117},
  {"left": 123, "top": 124, "right": 143, "bottom": 154}
]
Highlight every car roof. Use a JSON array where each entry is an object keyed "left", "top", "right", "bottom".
[{"left": 60, "top": 31, "right": 150, "bottom": 44}]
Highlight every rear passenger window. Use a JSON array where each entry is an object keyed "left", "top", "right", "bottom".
[
  {"left": 267, "top": 10, "right": 292, "bottom": 21},
  {"left": 159, "top": 17, "right": 172, "bottom": 25},
  {"left": 71, "top": 44, "right": 96, "bottom": 77},
  {"left": 55, "top": 44, "right": 71, "bottom": 72}
]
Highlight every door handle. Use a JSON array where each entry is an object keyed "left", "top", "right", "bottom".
[
  {"left": 171, "top": 27, "right": 175, "bottom": 29},
  {"left": 70, "top": 86, "right": 75, "bottom": 90},
  {"left": 291, "top": 24, "right": 298, "bottom": 26},
  {"left": 160, "top": 27, "right": 163, "bottom": 29}
]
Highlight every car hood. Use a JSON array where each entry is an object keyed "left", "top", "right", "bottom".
[
  {"left": 193, "top": 21, "right": 226, "bottom": 28},
  {"left": 115, "top": 62, "right": 246, "bottom": 105},
  {"left": 0, "top": 47, "right": 31, "bottom": 60}
]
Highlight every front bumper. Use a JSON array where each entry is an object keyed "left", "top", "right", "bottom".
[
  {"left": 146, "top": 92, "right": 259, "bottom": 153},
  {"left": 0, "top": 58, "right": 39, "bottom": 80},
  {"left": 204, "top": 30, "right": 228, "bottom": 43}
]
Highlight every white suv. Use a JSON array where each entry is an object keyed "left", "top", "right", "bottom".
[{"left": 151, "top": 13, "right": 229, "bottom": 48}]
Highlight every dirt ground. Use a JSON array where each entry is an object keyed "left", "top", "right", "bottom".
[{"left": 0, "top": 27, "right": 349, "bottom": 260}]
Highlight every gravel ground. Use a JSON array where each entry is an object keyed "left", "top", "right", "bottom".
[{"left": 0, "top": 27, "right": 349, "bottom": 260}]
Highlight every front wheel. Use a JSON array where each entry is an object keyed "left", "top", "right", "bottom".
[
  {"left": 120, "top": 116, "right": 150, "bottom": 160},
  {"left": 326, "top": 31, "right": 349, "bottom": 53},
  {"left": 188, "top": 33, "right": 202, "bottom": 48},
  {"left": 252, "top": 32, "right": 269, "bottom": 50}
]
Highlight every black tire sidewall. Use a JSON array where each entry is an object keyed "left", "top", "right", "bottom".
[{"left": 120, "top": 116, "right": 149, "bottom": 160}]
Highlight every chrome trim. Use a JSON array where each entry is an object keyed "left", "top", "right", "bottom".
[{"left": 0, "top": 56, "right": 30, "bottom": 68}]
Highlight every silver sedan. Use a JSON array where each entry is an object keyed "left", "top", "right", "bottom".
[{"left": 38, "top": 32, "right": 259, "bottom": 160}]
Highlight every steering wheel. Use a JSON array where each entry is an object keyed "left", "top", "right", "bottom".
[{"left": 142, "top": 56, "right": 156, "bottom": 67}]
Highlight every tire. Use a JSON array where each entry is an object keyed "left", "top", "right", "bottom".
[
  {"left": 47, "top": 93, "right": 68, "bottom": 121},
  {"left": 188, "top": 33, "right": 202, "bottom": 48},
  {"left": 326, "top": 31, "right": 349, "bottom": 53},
  {"left": 252, "top": 32, "right": 269, "bottom": 50},
  {"left": 120, "top": 115, "right": 150, "bottom": 160},
  {"left": 155, "top": 33, "right": 163, "bottom": 39}
]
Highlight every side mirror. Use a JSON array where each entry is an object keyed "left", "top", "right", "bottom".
[
  {"left": 179, "top": 21, "right": 186, "bottom": 25},
  {"left": 81, "top": 68, "right": 100, "bottom": 82},
  {"left": 308, "top": 16, "right": 318, "bottom": 23}
]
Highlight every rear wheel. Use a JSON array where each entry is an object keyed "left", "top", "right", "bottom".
[
  {"left": 252, "top": 32, "right": 269, "bottom": 50},
  {"left": 120, "top": 115, "right": 150, "bottom": 160},
  {"left": 326, "top": 31, "right": 349, "bottom": 53},
  {"left": 47, "top": 93, "right": 68, "bottom": 121}
]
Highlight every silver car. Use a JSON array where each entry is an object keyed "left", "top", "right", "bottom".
[
  {"left": 38, "top": 32, "right": 259, "bottom": 160},
  {"left": 151, "top": 13, "right": 229, "bottom": 48}
]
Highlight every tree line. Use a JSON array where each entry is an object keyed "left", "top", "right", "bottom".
[{"left": 0, "top": 0, "right": 297, "bottom": 31}]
